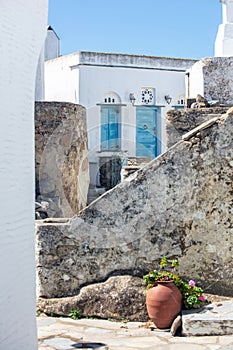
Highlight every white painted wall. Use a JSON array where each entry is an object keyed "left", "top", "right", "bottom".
[
  {"left": 44, "top": 54, "right": 79, "bottom": 103},
  {"left": 222, "top": 0, "right": 233, "bottom": 23},
  {"left": 44, "top": 27, "right": 60, "bottom": 61},
  {"left": 35, "top": 47, "right": 45, "bottom": 101},
  {"left": 215, "top": 0, "right": 233, "bottom": 56},
  {"left": 0, "top": 1, "right": 47, "bottom": 349},
  {"left": 186, "top": 60, "right": 204, "bottom": 98},
  {"left": 35, "top": 27, "right": 60, "bottom": 101}
]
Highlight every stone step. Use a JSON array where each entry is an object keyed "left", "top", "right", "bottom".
[{"left": 182, "top": 301, "right": 233, "bottom": 336}]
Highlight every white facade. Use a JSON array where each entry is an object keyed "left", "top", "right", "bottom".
[
  {"left": 215, "top": 0, "right": 233, "bottom": 56},
  {"left": 44, "top": 51, "right": 195, "bottom": 191},
  {"left": 185, "top": 60, "right": 205, "bottom": 99},
  {"left": 0, "top": 1, "right": 48, "bottom": 349}
]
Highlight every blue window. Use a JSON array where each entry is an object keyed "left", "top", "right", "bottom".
[{"left": 101, "top": 106, "right": 121, "bottom": 150}]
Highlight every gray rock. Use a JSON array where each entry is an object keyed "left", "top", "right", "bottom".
[
  {"left": 35, "top": 102, "right": 89, "bottom": 218},
  {"left": 36, "top": 111, "right": 233, "bottom": 300},
  {"left": 37, "top": 275, "right": 148, "bottom": 322}
]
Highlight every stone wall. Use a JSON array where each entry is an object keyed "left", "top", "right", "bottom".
[
  {"left": 188, "top": 57, "right": 233, "bottom": 104},
  {"left": 166, "top": 107, "right": 229, "bottom": 148},
  {"left": 35, "top": 102, "right": 89, "bottom": 217},
  {"left": 36, "top": 108, "right": 233, "bottom": 305}
]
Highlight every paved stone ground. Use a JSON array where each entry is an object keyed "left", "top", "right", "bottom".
[{"left": 38, "top": 316, "right": 233, "bottom": 350}]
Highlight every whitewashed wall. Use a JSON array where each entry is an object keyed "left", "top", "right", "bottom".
[
  {"left": 215, "top": 0, "right": 233, "bottom": 56},
  {"left": 215, "top": 23, "right": 233, "bottom": 56},
  {"left": 35, "top": 47, "right": 45, "bottom": 101},
  {"left": 186, "top": 60, "right": 204, "bottom": 98},
  {"left": 44, "top": 27, "right": 60, "bottom": 61},
  {"left": 44, "top": 53, "right": 194, "bottom": 167},
  {"left": 35, "top": 27, "right": 60, "bottom": 101},
  {"left": 0, "top": 1, "right": 47, "bottom": 349},
  {"left": 44, "top": 54, "right": 78, "bottom": 103}
]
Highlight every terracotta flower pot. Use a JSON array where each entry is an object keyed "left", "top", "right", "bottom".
[{"left": 146, "top": 281, "right": 182, "bottom": 329}]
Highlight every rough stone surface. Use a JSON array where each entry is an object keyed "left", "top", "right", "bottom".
[
  {"left": 202, "top": 57, "right": 233, "bottom": 105},
  {"left": 188, "top": 57, "right": 233, "bottom": 105},
  {"left": 182, "top": 301, "right": 233, "bottom": 336},
  {"left": 166, "top": 107, "right": 228, "bottom": 148},
  {"left": 35, "top": 102, "right": 89, "bottom": 217},
  {"left": 36, "top": 110, "right": 233, "bottom": 303},
  {"left": 37, "top": 275, "right": 148, "bottom": 321}
]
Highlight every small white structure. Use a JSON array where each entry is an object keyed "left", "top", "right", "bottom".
[
  {"left": 0, "top": 1, "right": 47, "bottom": 349},
  {"left": 35, "top": 26, "right": 60, "bottom": 101},
  {"left": 44, "top": 26, "right": 60, "bottom": 61},
  {"left": 44, "top": 51, "right": 195, "bottom": 195},
  {"left": 215, "top": 0, "right": 233, "bottom": 56}
]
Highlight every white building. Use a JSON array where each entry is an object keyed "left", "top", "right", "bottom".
[
  {"left": 215, "top": 0, "right": 233, "bottom": 56},
  {"left": 44, "top": 48, "right": 196, "bottom": 196}
]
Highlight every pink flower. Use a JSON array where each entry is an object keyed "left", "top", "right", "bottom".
[
  {"left": 189, "top": 280, "right": 196, "bottom": 287},
  {"left": 199, "top": 296, "right": 205, "bottom": 301}
]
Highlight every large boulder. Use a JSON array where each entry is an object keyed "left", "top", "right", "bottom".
[{"left": 37, "top": 275, "right": 148, "bottom": 322}]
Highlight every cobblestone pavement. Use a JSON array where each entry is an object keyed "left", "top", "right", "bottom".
[{"left": 38, "top": 316, "right": 233, "bottom": 350}]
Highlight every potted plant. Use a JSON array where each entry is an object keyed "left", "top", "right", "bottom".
[{"left": 143, "top": 257, "right": 205, "bottom": 329}]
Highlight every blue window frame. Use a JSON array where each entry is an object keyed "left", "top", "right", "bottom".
[{"left": 101, "top": 106, "right": 121, "bottom": 150}]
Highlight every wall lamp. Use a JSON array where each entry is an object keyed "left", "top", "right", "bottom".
[
  {"left": 129, "top": 93, "right": 136, "bottom": 106},
  {"left": 164, "top": 95, "right": 172, "bottom": 104}
]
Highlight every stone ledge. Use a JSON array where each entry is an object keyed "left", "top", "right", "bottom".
[
  {"left": 182, "top": 116, "right": 219, "bottom": 141},
  {"left": 182, "top": 301, "right": 233, "bottom": 336}
]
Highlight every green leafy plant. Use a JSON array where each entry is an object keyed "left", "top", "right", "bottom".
[
  {"left": 143, "top": 257, "right": 205, "bottom": 310},
  {"left": 69, "top": 309, "right": 82, "bottom": 320},
  {"left": 36, "top": 309, "right": 42, "bottom": 317}
]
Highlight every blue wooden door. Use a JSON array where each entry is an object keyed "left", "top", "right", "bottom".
[
  {"left": 136, "top": 107, "right": 158, "bottom": 159},
  {"left": 101, "top": 106, "right": 120, "bottom": 150}
]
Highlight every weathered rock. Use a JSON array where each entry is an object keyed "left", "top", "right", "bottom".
[
  {"left": 36, "top": 110, "right": 233, "bottom": 300},
  {"left": 191, "top": 101, "right": 207, "bottom": 108},
  {"left": 166, "top": 106, "right": 228, "bottom": 148},
  {"left": 35, "top": 102, "right": 89, "bottom": 218},
  {"left": 190, "top": 94, "right": 209, "bottom": 109},
  {"left": 37, "top": 276, "right": 148, "bottom": 321}
]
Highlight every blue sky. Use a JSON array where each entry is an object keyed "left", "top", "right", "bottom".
[{"left": 48, "top": 0, "right": 222, "bottom": 60}]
